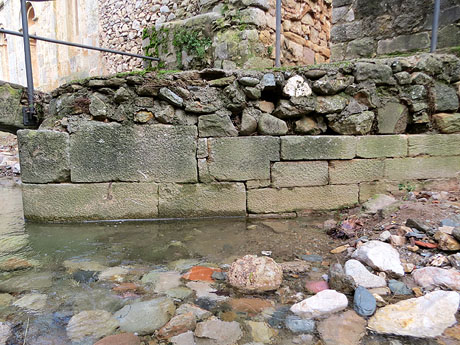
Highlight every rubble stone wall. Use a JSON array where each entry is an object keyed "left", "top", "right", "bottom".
[
  {"left": 100, "top": 0, "right": 332, "bottom": 74},
  {"left": 16, "top": 54, "right": 460, "bottom": 222},
  {"left": 331, "top": 0, "right": 460, "bottom": 61}
]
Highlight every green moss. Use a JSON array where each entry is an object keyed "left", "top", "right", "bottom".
[
  {"left": 172, "top": 28, "right": 212, "bottom": 68},
  {"left": 143, "top": 26, "right": 170, "bottom": 68}
]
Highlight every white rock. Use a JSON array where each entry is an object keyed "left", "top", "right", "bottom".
[
  {"left": 0, "top": 323, "right": 11, "bottom": 345},
  {"left": 290, "top": 289, "right": 348, "bottom": 318},
  {"left": 379, "top": 230, "right": 391, "bottom": 242},
  {"left": 412, "top": 267, "right": 460, "bottom": 291},
  {"left": 368, "top": 291, "right": 460, "bottom": 338},
  {"left": 352, "top": 240, "right": 404, "bottom": 276},
  {"left": 13, "top": 293, "right": 47, "bottom": 311},
  {"left": 344, "top": 260, "right": 387, "bottom": 288},
  {"left": 283, "top": 75, "right": 312, "bottom": 97}
]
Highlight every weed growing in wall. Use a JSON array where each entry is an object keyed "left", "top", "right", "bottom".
[{"left": 172, "top": 28, "right": 212, "bottom": 68}]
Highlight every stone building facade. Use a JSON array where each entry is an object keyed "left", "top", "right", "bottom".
[
  {"left": 0, "top": 0, "right": 102, "bottom": 91},
  {"left": 331, "top": 0, "right": 460, "bottom": 61}
]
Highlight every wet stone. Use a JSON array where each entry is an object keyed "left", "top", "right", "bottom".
[
  {"left": 94, "top": 333, "right": 141, "bottom": 345},
  {"left": 13, "top": 293, "right": 47, "bottom": 311},
  {"left": 301, "top": 254, "right": 323, "bottom": 263},
  {"left": 0, "top": 323, "right": 11, "bottom": 345},
  {"left": 268, "top": 306, "right": 291, "bottom": 329},
  {"left": 388, "top": 280, "right": 412, "bottom": 295},
  {"left": 176, "top": 303, "right": 212, "bottom": 321},
  {"left": 0, "top": 271, "right": 53, "bottom": 293},
  {"left": 72, "top": 270, "right": 98, "bottom": 283},
  {"left": 194, "top": 319, "right": 243, "bottom": 345},
  {"left": 353, "top": 286, "right": 376, "bottom": 317},
  {"left": 66, "top": 310, "right": 119, "bottom": 343},
  {"left": 247, "top": 321, "right": 277, "bottom": 344},
  {"left": 284, "top": 315, "right": 315, "bottom": 333}
]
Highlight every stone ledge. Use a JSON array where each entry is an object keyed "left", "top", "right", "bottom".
[
  {"left": 357, "top": 135, "right": 407, "bottom": 158},
  {"left": 22, "top": 183, "right": 159, "bottom": 222},
  {"left": 158, "top": 183, "right": 247, "bottom": 218},
  {"left": 329, "top": 159, "right": 384, "bottom": 184},
  {"left": 281, "top": 136, "right": 357, "bottom": 160},
  {"left": 408, "top": 134, "right": 460, "bottom": 157},
  {"left": 17, "top": 130, "right": 70, "bottom": 184},
  {"left": 247, "top": 184, "right": 359, "bottom": 213},
  {"left": 384, "top": 156, "right": 460, "bottom": 180}
]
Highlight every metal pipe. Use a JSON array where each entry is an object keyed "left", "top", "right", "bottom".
[
  {"left": 20, "top": 0, "right": 36, "bottom": 125},
  {"left": 275, "top": 0, "right": 281, "bottom": 67},
  {"left": 430, "top": 0, "right": 441, "bottom": 53},
  {"left": 0, "top": 28, "right": 160, "bottom": 61}
]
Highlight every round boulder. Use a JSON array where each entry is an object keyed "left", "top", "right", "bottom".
[{"left": 228, "top": 255, "right": 283, "bottom": 292}]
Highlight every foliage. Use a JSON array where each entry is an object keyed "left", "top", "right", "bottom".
[
  {"left": 172, "top": 28, "right": 212, "bottom": 68},
  {"left": 398, "top": 182, "right": 416, "bottom": 192}
]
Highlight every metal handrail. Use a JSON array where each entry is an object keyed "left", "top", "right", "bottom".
[{"left": 1, "top": 0, "right": 159, "bottom": 126}]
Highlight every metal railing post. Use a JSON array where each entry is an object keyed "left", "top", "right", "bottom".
[
  {"left": 20, "top": 0, "right": 37, "bottom": 126},
  {"left": 275, "top": 0, "right": 281, "bottom": 67},
  {"left": 430, "top": 0, "right": 441, "bottom": 53}
]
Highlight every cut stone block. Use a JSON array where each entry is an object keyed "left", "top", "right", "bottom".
[
  {"left": 377, "top": 102, "right": 408, "bottom": 134},
  {"left": 159, "top": 183, "right": 246, "bottom": 218},
  {"left": 357, "top": 136, "right": 407, "bottom": 158},
  {"left": 330, "top": 159, "right": 384, "bottom": 184},
  {"left": 408, "top": 134, "right": 460, "bottom": 156},
  {"left": 271, "top": 161, "right": 329, "bottom": 187},
  {"left": 384, "top": 156, "right": 460, "bottom": 180},
  {"left": 22, "top": 183, "right": 158, "bottom": 222},
  {"left": 281, "top": 136, "right": 356, "bottom": 160},
  {"left": 17, "top": 130, "right": 70, "bottom": 183},
  {"left": 247, "top": 184, "right": 359, "bottom": 213},
  {"left": 206, "top": 137, "right": 280, "bottom": 181},
  {"left": 377, "top": 33, "right": 430, "bottom": 55},
  {"left": 70, "top": 123, "right": 197, "bottom": 183}
]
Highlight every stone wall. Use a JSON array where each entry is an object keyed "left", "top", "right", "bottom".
[
  {"left": 98, "top": 0, "right": 202, "bottom": 74},
  {"left": 331, "top": 0, "right": 460, "bottom": 61},
  {"left": 141, "top": 0, "right": 332, "bottom": 71},
  {"left": 16, "top": 54, "right": 460, "bottom": 222}
]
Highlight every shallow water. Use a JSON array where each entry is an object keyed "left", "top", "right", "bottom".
[{"left": 0, "top": 178, "right": 440, "bottom": 345}]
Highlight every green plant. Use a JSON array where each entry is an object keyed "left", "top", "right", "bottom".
[
  {"left": 398, "top": 182, "right": 416, "bottom": 193},
  {"left": 172, "top": 28, "right": 212, "bottom": 68}
]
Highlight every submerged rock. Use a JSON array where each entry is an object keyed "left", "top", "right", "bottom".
[
  {"left": 176, "top": 303, "right": 212, "bottom": 321},
  {"left": 0, "top": 271, "right": 53, "bottom": 293},
  {"left": 412, "top": 267, "right": 460, "bottom": 290},
  {"left": 158, "top": 312, "right": 196, "bottom": 339},
  {"left": 66, "top": 310, "right": 119, "bottom": 343},
  {"left": 194, "top": 319, "right": 243, "bottom": 345},
  {"left": 368, "top": 291, "right": 460, "bottom": 338},
  {"left": 317, "top": 310, "right": 366, "bottom": 345},
  {"left": 94, "top": 333, "right": 141, "bottom": 345},
  {"left": 351, "top": 240, "right": 404, "bottom": 276},
  {"left": 113, "top": 297, "right": 175, "bottom": 335},
  {"left": 13, "top": 293, "right": 47, "bottom": 311},
  {"left": 0, "top": 323, "right": 11, "bottom": 345},
  {"left": 290, "top": 290, "right": 348, "bottom": 318},
  {"left": 284, "top": 315, "right": 315, "bottom": 333},
  {"left": 228, "top": 255, "right": 283, "bottom": 292},
  {"left": 344, "top": 259, "right": 386, "bottom": 289}
]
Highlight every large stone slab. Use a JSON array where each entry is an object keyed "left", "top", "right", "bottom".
[
  {"left": 271, "top": 161, "right": 328, "bottom": 187},
  {"left": 281, "top": 136, "right": 356, "bottom": 160},
  {"left": 206, "top": 137, "right": 279, "bottom": 181},
  {"left": 159, "top": 183, "right": 246, "bottom": 218},
  {"left": 377, "top": 102, "right": 408, "bottom": 134},
  {"left": 17, "top": 130, "right": 70, "bottom": 183},
  {"left": 384, "top": 156, "right": 460, "bottom": 180},
  {"left": 376, "top": 33, "right": 430, "bottom": 55},
  {"left": 408, "top": 134, "right": 460, "bottom": 156},
  {"left": 22, "top": 183, "right": 158, "bottom": 222},
  {"left": 247, "top": 184, "right": 359, "bottom": 213},
  {"left": 70, "top": 122, "right": 197, "bottom": 183},
  {"left": 368, "top": 291, "right": 460, "bottom": 338},
  {"left": 0, "top": 82, "right": 34, "bottom": 134},
  {"left": 356, "top": 136, "right": 407, "bottom": 158},
  {"left": 329, "top": 159, "right": 384, "bottom": 184}
]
